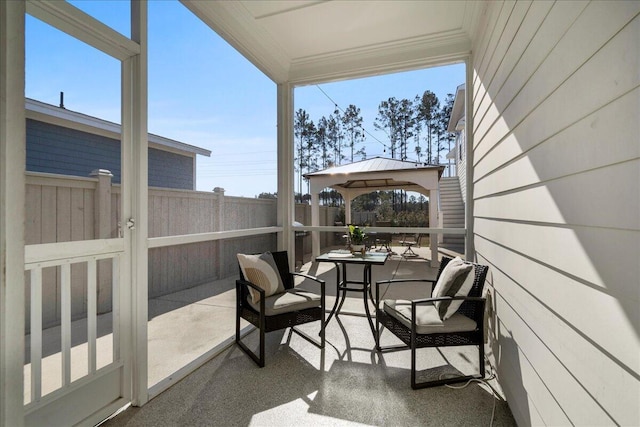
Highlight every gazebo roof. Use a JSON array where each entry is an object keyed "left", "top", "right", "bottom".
[{"left": 304, "top": 157, "right": 444, "bottom": 191}]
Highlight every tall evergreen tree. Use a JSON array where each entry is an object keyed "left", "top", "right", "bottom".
[
  {"left": 331, "top": 107, "right": 345, "bottom": 165},
  {"left": 374, "top": 97, "right": 400, "bottom": 158},
  {"left": 397, "top": 98, "right": 415, "bottom": 161},
  {"left": 303, "top": 120, "right": 317, "bottom": 196},
  {"left": 413, "top": 95, "right": 424, "bottom": 163},
  {"left": 294, "top": 109, "right": 311, "bottom": 196},
  {"left": 375, "top": 97, "right": 405, "bottom": 209},
  {"left": 438, "top": 93, "right": 456, "bottom": 165},
  {"left": 294, "top": 109, "right": 318, "bottom": 198},
  {"left": 342, "top": 104, "right": 365, "bottom": 162},
  {"left": 325, "top": 114, "right": 339, "bottom": 166},
  {"left": 316, "top": 116, "right": 330, "bottom": 170},
  {"left": 416, "top": 90, "right": 439, "bottom": 164}
]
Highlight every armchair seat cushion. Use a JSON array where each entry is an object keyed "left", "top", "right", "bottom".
[
  {"left": 383, "top": 299, "right": 477, "bottom": 334},
  {"left": 249, "top": 288, "right": 321, "bottom": 316}
]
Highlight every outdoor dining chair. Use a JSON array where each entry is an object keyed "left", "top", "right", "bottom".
[
  {"left": 399, "top": 233, "right": 421, "bottom": 257},
  {"left": 375, "top": 256, "right": 489, "bottom": 389},
  {"left": 236, "top": 250, "right": 325, "bottom": 367}
]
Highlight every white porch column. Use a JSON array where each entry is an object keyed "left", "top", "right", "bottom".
[
  {"left": 429, "top": 188, "right": 439, "bottom": 267},
  {"left": 310, "top": 190, "right": 320, "bottom": 258},
  {"left": 126, "top": 1, "right": 149, "bottom": 407},
  {"left": 464, "top": 57, "right": 474, "bottom": 261},
  {"left": 277, "top": 83, "right": 295, "bottom": 267},
  {"left": 0, "top": 1, "right": 26, "bottom": 425}
]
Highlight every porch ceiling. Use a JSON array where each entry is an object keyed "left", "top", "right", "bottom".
[{"left": 180, "top": 0, "right": 483, "bottom": 84}]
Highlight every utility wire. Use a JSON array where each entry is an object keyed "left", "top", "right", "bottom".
[{"left": 315, "top": 84, "right": 391, "bottom": 153}]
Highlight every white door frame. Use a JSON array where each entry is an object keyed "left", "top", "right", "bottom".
[
  {"left": 124, "top": 1, "right": 149, "bottom": 407},
  {"left": 1, "top": 1, "right": 27, "bottom": 425},
  {"left": 0, "top": 1, "right": 149, "bottom": 425}
]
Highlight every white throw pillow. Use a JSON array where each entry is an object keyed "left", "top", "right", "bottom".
[
  {"left": 432, "top": 257, "right": 464, "bottom": 296},
  {"left": 433, "top": 257, "right": 473, "bottom": 320},
  {"left": 237, "top": 252, "right": 285, "bottom": 304}
]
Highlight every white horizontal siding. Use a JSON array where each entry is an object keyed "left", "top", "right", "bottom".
[
  {"left": 471, "top": 1, "right": 640, "bottom": 426},
  {"left": 474, "top": 88, "right": 640, "bottom": 196},
  {"left": 475, "top": 160, "right": 639, "bottom": 230},
  {"left": 477, "top": 235, "right": 639, "bottom": 426},
  {"left": 473, "top": 1, "right": 554, "bottom": 130}
]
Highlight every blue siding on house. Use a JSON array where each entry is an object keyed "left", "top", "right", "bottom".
[
  {"left": 27, "top": 119, "right": 122, "bottom": 180},
  {"left": 148, "top": 149, "right": 194, "bottom": 190},
  {"left": 26, "top": 119, "right": 194, "bottom": 189}
]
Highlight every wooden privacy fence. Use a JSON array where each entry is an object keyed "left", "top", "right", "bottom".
[{"left": 25, "top": 171, "right": 340, "bottom": 330}]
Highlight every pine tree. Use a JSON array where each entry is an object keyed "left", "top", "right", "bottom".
[
  {"left": 294, "top": 109, "right": 310, "bottom": 197},
  {"left": 316, "top": 116, "right": 330, "bottom": 170},
  {"left": 331, "top": 108, "right": 345, "bottom": 165},
  {"left": 342, "top": 104, "right": 365, "bottom": 162},
  {"left": 416, "top": 90, "right": 439, "bottom": 164},
  {"left": 439, "top": 93, "right": 456, "bottom": 165},
  {"left": 374, "top": 97, "right": 400, "bottom": 158}
]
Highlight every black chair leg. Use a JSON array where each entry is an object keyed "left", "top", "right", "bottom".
[
  {"left": 321, "top": 301, "right": 326, "bottom": 348},
  {"left": 259, "top": 324, "right": 265, "bottom": 367},
  {"left": 236, "top": 329, "right": 265, "bottom": 368},
  {"left": 235, "top": 310, "right": 240, "bottom": 343},
  {"left": 411, "top": 344, "right": 417, "bottom": 389},
  {"left": 479, "top": 342, "right": 485, "bottom": 378},
  {"left": 235, "top": 309, "right": 265, "bottom": 367},
  {"left": 375, "top": 313, "right": 380, "bottom": 350}
]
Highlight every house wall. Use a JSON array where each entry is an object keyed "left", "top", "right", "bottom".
[
  {"left": 471, "top": 1, "right": 639, "bottom": 426},
  {"left": 148, "top": 148, "right": 195, "bottom": 190},
  {"left": 26, "top": 119, "right": 195, "bottom": 190}
]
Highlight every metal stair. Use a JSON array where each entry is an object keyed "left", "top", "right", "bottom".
[{"left": 439, "top": 177, "right": 465, "bottom": 254}]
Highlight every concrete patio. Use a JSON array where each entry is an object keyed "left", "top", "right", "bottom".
[
  {"left": 146, "top": 243, "right": 450, "bottom": 389},
  {"left": 26, "top": 243, "right": 465, "bottom": 401},
  {"left": 103, "top": 300, "right": 515, "bottom": 427},
  {"left": 23, "top": 243, "right": 518, "bottom": 426},
  {"left": 98, "top": 244, "right": 516, "bottom": 426}
]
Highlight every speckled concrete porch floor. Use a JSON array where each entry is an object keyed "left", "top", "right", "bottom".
[{"left": 103, "top": 310, "right": 516, "bottom": 427}]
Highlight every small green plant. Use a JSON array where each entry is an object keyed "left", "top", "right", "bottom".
[{"left": 348, "top": 225, "right": 366, "bottom": 245}]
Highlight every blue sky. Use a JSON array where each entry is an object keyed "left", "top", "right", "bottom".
[{"left": 26, "top": 1, "right": 464, "bottom": 197}]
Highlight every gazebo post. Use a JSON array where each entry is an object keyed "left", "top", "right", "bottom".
[
  {"left": 345, "top": 196, "right": 352, "bottom": 224},
  {"left": 429, "top": 188, "right": 439, "bottom": 267}
]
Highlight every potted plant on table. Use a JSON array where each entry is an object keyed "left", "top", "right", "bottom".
[{"left": 348, "top": 225, "right": 366, "bottom": 254}]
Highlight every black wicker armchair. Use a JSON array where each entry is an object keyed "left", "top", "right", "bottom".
[
  {"left": 236, "top": 251, "right": 325, "bottom": 367},
  {"left": 375, "top": 256, "right": 489, "bottom": 389}
]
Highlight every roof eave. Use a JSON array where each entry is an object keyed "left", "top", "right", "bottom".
[{"left": 26, "top": 98, "right": 211, "bottom": 157}]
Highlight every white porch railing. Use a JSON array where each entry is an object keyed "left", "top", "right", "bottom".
[
  {"left": 294, "top": 225, "right": 467, "bottom": 265},
  {"left": 23, "top": 239, "right": 123, "bottom": 408}
]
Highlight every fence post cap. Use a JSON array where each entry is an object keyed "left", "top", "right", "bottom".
[{"left": 90, "top": 169, "right": 113, "bottom": 177}]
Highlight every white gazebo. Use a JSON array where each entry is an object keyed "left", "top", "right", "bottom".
[{"left": 304, "top": 157, "right": 445, "bottom": 265}]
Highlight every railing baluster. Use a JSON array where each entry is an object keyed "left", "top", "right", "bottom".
[
  {"left": 30, "top": 268, "right": 43, "bottom": 402},
  {"left": 87, "top": 259, "right": 97, "bottom": 374},
  {"left": 112, "top": 255, "right": 120, "bottom": 361},
  {"left": 60, "top": 263, "right": 71, "bottom": 386}
]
